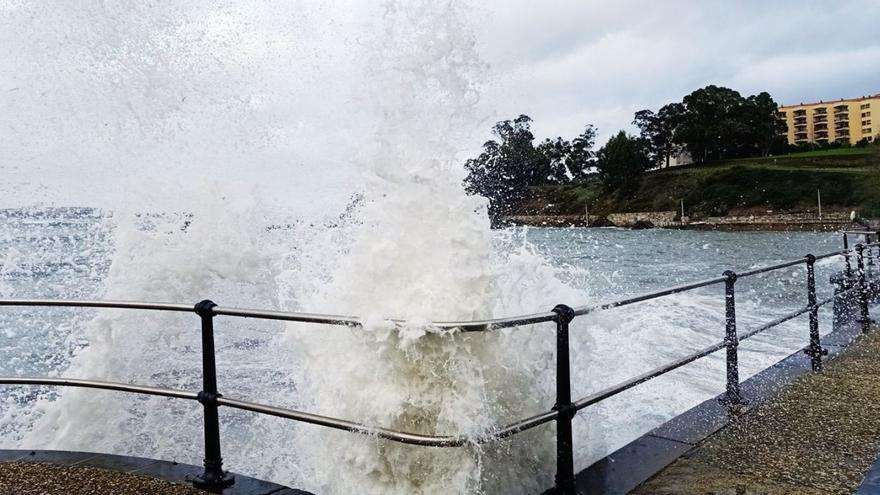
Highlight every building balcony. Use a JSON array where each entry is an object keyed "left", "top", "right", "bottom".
[
  {"left": 794, "top": 110, "right": 807, "bottom": 116},
  {"left": 814, "top": 116, "right": 828, "bottom": 123}
]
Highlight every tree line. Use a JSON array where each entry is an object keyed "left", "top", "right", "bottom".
[
  {"left": 633, "top": 85, "right": 785, "bottom": 167},
  {"left": 464, "top": 85, "right": 787, "bottom": 224}
]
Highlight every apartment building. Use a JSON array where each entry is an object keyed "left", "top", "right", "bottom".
[{"left": 777, "top": 94, "right": 878, "bottom": 145}]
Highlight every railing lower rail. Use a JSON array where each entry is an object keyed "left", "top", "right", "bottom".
[{"left": 0, "top": 239, "right": 877, "bottom": 494}]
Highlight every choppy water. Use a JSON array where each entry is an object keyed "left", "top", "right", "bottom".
[
  {"left": 0, "top": 207, "right": 847, "bottom": 493},
  {"left": 0, "top": 1, "right": 855, "bottom": 493}
]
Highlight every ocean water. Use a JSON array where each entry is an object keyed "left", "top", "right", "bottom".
[
  {"left": 0, "top": 207, "right": 848, "bottom": 493},
  {"left": 0, "top": 1, "right": 854, "bottom": 493}
]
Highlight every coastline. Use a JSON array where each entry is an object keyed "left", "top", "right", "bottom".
[{"left": 503, "top": 212, "right": 873, "bottom": 232}]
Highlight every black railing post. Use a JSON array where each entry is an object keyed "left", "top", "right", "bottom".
[
  {"left": 720, "top": 270, "right": 745, "bottom": 413},
  {"left": 844, "top": 233, "right": 852, "bottom": 277},
  {"left": 802, "top": 255, "right": 827, "bottom": 371},
  {"left": 855, "top": 245, "right": 871, "bottom": 333},
  {"left": 551, "top": 304, "right": 576, "bottom": 495},
  {"left": 866, "top": 234, "right": 874, "bottom": 267},
  {"left": 874, "top": 230, "right": 880, "bottom": 259},
  {"left": 193, "top": 300, "right": 235, "bottom": 490}
]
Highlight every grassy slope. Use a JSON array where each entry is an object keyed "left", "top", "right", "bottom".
[{"left": 527, "top": 147, "right": 880, "bottom": 218}]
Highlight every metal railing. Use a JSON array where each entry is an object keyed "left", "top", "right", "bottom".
[{"left": 0, "top": 238, "right": 878, "bottom": 493}]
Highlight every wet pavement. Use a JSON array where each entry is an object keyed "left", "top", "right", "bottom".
[{"left": 634, "top": 326, "right": 880, "bottom": 495}]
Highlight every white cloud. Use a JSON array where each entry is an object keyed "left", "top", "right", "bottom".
[{"left": 470, "top": 0, "right": 880, "bottom": 146}]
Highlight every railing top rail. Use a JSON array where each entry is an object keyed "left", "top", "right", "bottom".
[
  {"left": 0, "top": 247, "right": 860, "bottom": 330},
  {"left": 0, "top": 278, "right": 864, "bottom": 450},
  {"left": 0, "top": 377, "right": 198, "bottom": 401},
  {"left": 571, "top": 282, "right": 858, "bottom": 412},
  {"left": 0, "top": 299, "right": 194, "bottom": 312},
  {"left": 572, "top": 275, "right": 728, "bottom": 317}
]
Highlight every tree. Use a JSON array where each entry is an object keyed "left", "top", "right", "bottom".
[
  {"left": 464, "top": 116, "right": 598, "bottom": 225},
  {"left": 594, "top": 131, "right": 651, "bottom": 191},
  {"left": 742, "top": 92, "right": 786, "bottom": 157},
  {"left": 568, "top": 125, "right": 598, "bottom": 180},
  {"left": 676, "top": 85, "right": 746, "bottom": 163},
  {"left": 463, "top": 115, "right": 549, "bottom": 224},
  {"left": 536, "top": 125, "right": 597, "bottom": 182},
  {"left": 633, "top": 103, "right": 685, "bottom": 168},
  {"left": 666, "top": 85, "right": 785, "bottom": 163}
]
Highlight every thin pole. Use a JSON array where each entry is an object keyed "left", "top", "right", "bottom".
[
  {"left": 803, "top": 255, "right": 826, "bottom": 371},
  {"left": 721, "top": 270, "right": 744, "bottom": 412},
  {"left": 193, "top": 300, "right": 235, "bottom": 490},
  {"left": 681, "top": 199, "right": 685, "bottom": 223},
  {"left": 855, "top": 245, "right": 871, "bottom": 333},
  {"left": 552, "top": 304, "right": 576, "bottom": 495},
  {"left": 817, "top": 190, "right": 822, "bottom": 219}
]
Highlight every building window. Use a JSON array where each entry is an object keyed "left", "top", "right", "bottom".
[
  {"left": 862, "top": 111, "right": 871, "bottom": 117},
  {"left": 861, "top": 103, "right": 871, "bottom": 110}
]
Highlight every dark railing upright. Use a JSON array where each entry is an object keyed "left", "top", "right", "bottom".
[
  {"left": 855, "top": 245, "right": 871, "bottom": 333},
  {"left": 803, "top": 255, "right": 826, "bottom": 371},
  {"left": 551, "top": 304, "right": 576, "bottom": 495},
  {"left": 720, "top": 270, "right": 743, "bottom": 412},
  {"left": 844, "top": 233, "right": 852, "bottom": 275},
  {"left": 0, "top": 240, "right": 876, "bottom": 494},
  {"left": 193, "top": 299, "right": 235, "bottom": 490}
]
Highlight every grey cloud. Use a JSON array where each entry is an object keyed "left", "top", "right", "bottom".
[{"left": 471, "top": 0, "right": 879, "bottom": 146}]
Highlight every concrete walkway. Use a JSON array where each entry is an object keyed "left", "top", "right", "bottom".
[
  {"left": 0, "top": 462, "right": 202, "bottom": 494},
  {"left": 634, "top": 327, "right": 880, "bottom": 495},
  {"left": 0, "top": 450, "right": 311, "bottom": 495}
]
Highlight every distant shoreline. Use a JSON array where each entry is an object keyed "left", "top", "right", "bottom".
[{"left": 503, "top": 213, "right": 870, "bottom": 232}]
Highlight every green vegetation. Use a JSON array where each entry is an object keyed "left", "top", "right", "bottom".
[
  {"left": 634, "top": 85, "right": 785, "bottom": 165},
  {"left": 464, "top": 115, "right": 596, "bottom": 225},
  {"left": 761, "top": 147, "right": 872, "bottom": 159},
  {"left": 463, "top": 84, "right": 876, "bottom": 225},
  {"left": 525, "top": 148, "right": 880, "bottom": 218},
  {"left": 594, "top": 131, "right": 651, "bottom": 192}
]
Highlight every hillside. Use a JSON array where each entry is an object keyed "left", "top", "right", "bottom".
[{"left": 525, "top": 147, "right": 880, "bottom": 219}]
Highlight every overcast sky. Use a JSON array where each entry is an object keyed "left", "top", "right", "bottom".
[
  {"left": 471, "top": 0, "right": 879, "bottom": 144},
  {"left": 1, "top": 1, "right": 878, "bottom": 209}
]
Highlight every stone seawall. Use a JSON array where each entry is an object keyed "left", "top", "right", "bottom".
[
  {"left": 505, "top": 211, "right": 866, "bottom": 231},
  {"left": 691, "top": 212, "right": 852, "bottom": 231},
  {"left": 607, "top": 211, "right": 677, "bottom": 228}
]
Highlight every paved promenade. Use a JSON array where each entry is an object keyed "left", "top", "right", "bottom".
[
  {"left": 634, "top": 327, "right": 880, "bottom": 495},
  {"left": 0, "top": 462, "right": 201, "bottom": 494}
]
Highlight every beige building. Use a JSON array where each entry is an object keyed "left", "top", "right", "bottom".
[{"left": 778, "top": 94, "right": 878, "bottom": 145}]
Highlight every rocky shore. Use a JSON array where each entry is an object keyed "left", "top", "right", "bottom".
[{"left": 504, "top": 211, "right": 872, "bottom": 232}]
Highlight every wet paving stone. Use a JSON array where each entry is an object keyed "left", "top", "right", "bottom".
[
  {"left": 0, "top": 461, "right": 203, "bottom": 494},
  {"left": 634, "top": 327, "right": 880, "bottom": 495}
]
